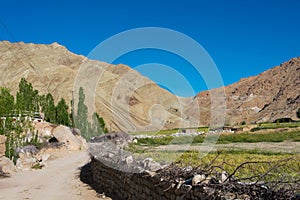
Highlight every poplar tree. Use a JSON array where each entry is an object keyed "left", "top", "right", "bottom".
[
  {"left": 0, "top": 87, "right": 15, "bottom": 117},
  {"left": 76, "top": 87, "right": 88, "bottom": 137},
  {"left": 42, "top": 93, "right": 56, "bottom": 123},
  {"left": 56, "top": 98, "right": 70, "bottom": 126},
  {"left": 16, "top": 78, "right": 39, "bottom": 113}
]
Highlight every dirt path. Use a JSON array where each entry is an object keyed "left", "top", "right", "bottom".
[
  {"left": 0, "top": 150, "right": 110, "bottom": 200},
  {"left": 155, "top": 141, "right": 300, "bottom": 153}
]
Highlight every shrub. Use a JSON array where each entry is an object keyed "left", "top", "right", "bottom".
[{"left": 273, "top": 118, "right": 294, "bottom": 123}]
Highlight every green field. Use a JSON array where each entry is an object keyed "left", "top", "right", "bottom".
[
  {"left": 128, "top": 127, "right": 300, "bottom": 183},
  {"left": 135, "top": 130, "right": 300, "bottom": 146},
  {"left": 130, "top": 127, "right": 209, "bottom": 136},
  {"left": 250, "top": 121, "right": 300, "bottom": 132},
  {"left": 128, "top": 145, "right": 300, "bottom": 184}
]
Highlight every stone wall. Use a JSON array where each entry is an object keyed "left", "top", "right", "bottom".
[
  {"left": 90, "top": 156, "right": 249, "bottom": 200},
  {"left": 89, "top": 142, "right": 296, "bottom": 200},
  {"left": 90, "top": 144, "right": 231, "bottom": 200}
]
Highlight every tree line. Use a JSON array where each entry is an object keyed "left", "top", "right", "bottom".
[
  {"left": 0, "top": 78, "right": 72, "bottom": 126},
  {"left": 0, "top": 78, "right": 107, "bottom": 160}
]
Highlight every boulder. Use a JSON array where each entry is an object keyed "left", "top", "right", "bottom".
[
  {"left": 34, "top": 122, "right": 55, "bottom": 138},
  {"left": 52, "top": 125, "right": 86, "bottom": 151},
  {"left": 0, "top": 135, "right": 6, "bottom": 156},
  {"left": 75, "top": 134, "right": 88, "bottom": 150},
  {"left": 0, "top": 156, "right": 15, "bottom": 177}
]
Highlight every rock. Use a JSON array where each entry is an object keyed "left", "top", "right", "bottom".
[
  {"left": 176, "top": 180, "right": 185, "bottom": 189},
  {"left": 75, "top": 134, "right": 87, "bottom": 150},
  {"left": 52, "top": 125, "right": 86, "bottom": 151},
  {"left": 72, "top": 128, "right": 81, "bottom": 136},
  {"left": 90, "top": 132, "right": 133, "bottom": 149},
  {"left": 141, "top": 158, "right": 162, "bottom": 172},
  {"left": 0, "top": 156, "right": 15, "bottom": 176},
  {"left": 220, "top": 171, "right": 229, "bottom": 183},
  {"left": 24, "top": 157, "right": 37, "bottom": 165},
  {"left": 180, "top": 184, "right": 192, "bottom": 193},
  {"left": 203, "top": 186, "right": 215, "bottom": 195},
  {"left": 15, "top": 158, "right": 23, "bottom": 170},
  {"left": 16, "top": 145, "right": 38, "bottom": 155},
  {"left": 0, "top": 135, "right": 6, "bottom": 156},
  {"left": 192, "top": 174, "right": 206, "bottom": 186},
  {"left": 125, "top": 155, "right": 134, "bottom": 165},
  {"left": 182, "top": 166, "right": 193, "bottom": 172},
  {"left": 17, "top": 151, "right": 51, "bottom": 171},
  {"left": 16, "top": 158, "right": 33, "bottom": 171},
  {"left": 41, "top": 154, "right": 50, "bottom": 162},
  {"left": 34, "top": 122, "right": 55, "bottom": 138},
  {"left": 36, "top": 153, "right": 51, "bottom": 163}
]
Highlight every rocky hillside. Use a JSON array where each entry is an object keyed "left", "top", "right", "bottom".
[
  {"left": 0, "top": 41, "right": 299, "bottom": 130},
  {"left": 187, "top": 57, "right": 300, "bottom": 125},
  {"left": 0, "top": 41, "right": 190, "bottom": 131}
]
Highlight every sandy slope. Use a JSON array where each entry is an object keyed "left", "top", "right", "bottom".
[{"left": 0, "top": 150, "right": 109, "bottom": 200}]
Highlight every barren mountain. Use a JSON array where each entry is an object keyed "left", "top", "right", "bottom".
[
  {"left": 0, "top": 41, "right": 299, "bottom": 131},
  {"left": 0, "top": 41, "right": 190, "bottom": 132},
  {"left": 187, "top": 57, "right": 300, "bottom": 125}
]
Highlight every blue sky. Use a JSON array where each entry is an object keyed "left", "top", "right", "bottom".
[{"left": 1, "top": 0, "right": 300, "bottom": 97}]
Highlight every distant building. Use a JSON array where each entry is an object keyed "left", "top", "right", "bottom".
[{"left": 223, "top": 126, "right": 243, "bottom": 133}]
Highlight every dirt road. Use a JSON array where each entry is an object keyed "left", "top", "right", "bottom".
[{"left": 0, "top": 150, "right": 109, "bottom": 200}]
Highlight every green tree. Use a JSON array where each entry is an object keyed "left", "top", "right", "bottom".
[
  {"left": 42, "top": 93, "right": 56, "bottom": 123},
  {"left": 0, "top": 85, "right": 39, "bottom": 161},
  {"left": 76, "top": 87, "right": 89, "bottom": 138},
  {"left": 297, "top": 108, "right": 300, "bottom": 119},
  {"left": 0, "top": 87, "right": 15, "bottom": 117},
  {"left": 16, "top": 78, "right": 39, "bottom": 113},
  {"left": 92, "top": 112, "right": 108, "bottom": 134},
  {"left": 56, "top": 98, "right": 70, "bottom": 126},
  {"left": 0, "top": 112, "right": 30, "bottom": 160}
]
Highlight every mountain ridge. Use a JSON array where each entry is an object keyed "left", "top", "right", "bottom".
[{"left": 0, "top": 41, "right": 299, "bottom": 131}]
